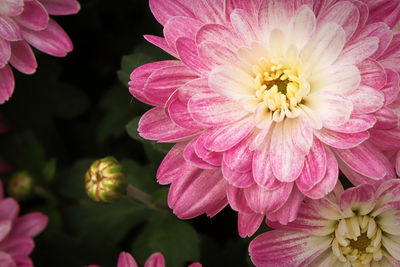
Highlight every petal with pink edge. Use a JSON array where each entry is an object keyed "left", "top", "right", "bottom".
[
  {"left": 189, "top": 1, "right": 225, "bottom": 24},
  {"left": 156, "top": 143, "right": 188, "bottom": 185},
  {"left": 0, "top": 0, "right": 23, "bottom": 16},
  {"left": 167, "top": 95, "right": 205, "bottom": 130},
  {"left": 0, "top": 251, "right": 15, "bottom": 267},
  {"left": 370, "top": 128, "right": 400, "bottom": 151},
  {"left": 223, "top": 134, "right": 254, "bottom": 173},
  {"left": 129, "top": 60, "right": 182, "bottom": 105},
  {"left": 0, "top": 65, "right": 14, "bottom": 104},
  {"left": 230, "top": 9, "right": 258, "bottom": 46},
  {"left": 168, "top": 168, "right": 227, "bottom": 219},
  {"left": 22, "top": 19, "right": 72, "bottom": 57},
  {"left": 249, "top": 230, "right": 331, "bottom": 267},
  {"left": 203, "top": 116, "right": 254, "bottom": 152},
  {"left": 358, "top": 58, "right": 386, "bottom": 90},
  {"left": 265, "top": 185, "right": 304, "bottom": 225},
  {"left": 117, "top": 252, "right": 137, "bottom": 267},
  {"left": 325, "top": 114, "right": 376, "bottom": 133},
  {"left": 164, "top": 16, "right": 203, "bottom": 51},
  {"left": 375, "top": 180, "right": 400, "bottom": 210},
  {"left": 335, "top": 37, "right": 378, "bottom": 65},
  {"left": 270, "top": 121, "right": 305, "bottom": 182},
  {"left": 38, "top": 0, "right": 80, "bottom": 15},
  {"left": 226, "top": 185, "right": 252, "bottom": 214},
  {"left": 188, "top": 92, "right": 248, "bottom": 126},
  {"left": 144, "top": 35, "right": 178, "bottom": 58},
  {"left": 0, "top": 236, "right": 34, "bottom": 256},
  {"left": 221, "top": 163, "right": 254, "bottom": 188},
  {"left": 244, "top": 182, "right": 294, "bottom": 214},
  {"left": 138, "top": 107, "right": 200, "bottom": 142},
  {"left": 381, "top": 68, "right": 400, "bottom": 105},
  {"left": 334, "top": 143, "right": 387, "bottom": 180},
  {"left": 314, "top": 128, "right": 369, "bottom": 149},
  {"left": 365, "top": 0, "right": 400, "bottom": 29},
  {"left": 10, "top": 212, "right": 47, "bottom": 238},
  {"left": 0, "top": 220, "right": 11, "bottom": 242},
  {"left": 374, "top": 107, "right": 398, "bottom": 130},
  {"left": 194, "top": 133, "right": 222, "bottom": 166},
  {"left": 9, "top": 41, "right": 37, "bottom": 74},
  {"left": 238, "top": 212, "right": 263, "bottom": 238},
  {"left": 339, "top": 184, "right": 376, "bottom": 217},
  {"left": 176, "top": 37, "right": 211, "bottom": 77},
  {"left": 296, "top": 139, "right": 327, "bottom": 192},
  {"left": 14, "top": 0, "right": 49, "bottom": 31},
  {"left": 144, "top": 252, "right": 165, "bottom": 267},
  {"left": 149, "top": 0, "right": 194, "bottom": 26},
  {"left": 0, "top": 16, "right": 22, "bottom": 41},
  {"left": 0, "top": 198, "right": 19, "bottom": 221},
  {"left": 0, "top": 38, "right": 10, "bottom": 68},
  {"left": 289, "top": 5, "right": 316, "bottom": 51},
  {"left": 184, "top": 138, "right": 216, "bottom": 169}
]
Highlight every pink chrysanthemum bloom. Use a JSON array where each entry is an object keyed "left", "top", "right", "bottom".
[
  {"left": 249, "top": 180, "right": 400, "bottom": 267},
  {"left": 130, "top": 0, "right": 400, "bottom": 236},
  {"left": 0, "top": 0, "right": 80, "bottom": 103},
  {"left": 0, "top": 180, "right": 48, "bottom": 266},
  {"left": 88, "top": 251, "right": 201, "bottom": 267}
]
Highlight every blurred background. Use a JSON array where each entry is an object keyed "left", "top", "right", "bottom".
[{"left": 0, "top": 1, "right": 265, "bottom": 266}]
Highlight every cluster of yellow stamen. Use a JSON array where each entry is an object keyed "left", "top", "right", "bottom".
[
  {"left": 332, "top": 215, "right": 383, "bottom": 266},
  {"left": 253, "top": 58, "right": 309, "bottom": 122}
]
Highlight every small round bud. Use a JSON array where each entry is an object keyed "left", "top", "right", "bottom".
[
  {"left": 85, "top": 156, "right": 126, "bottom": 203},
  {"left": 8, "top": 171, "right": 33, "bottom": 200}
]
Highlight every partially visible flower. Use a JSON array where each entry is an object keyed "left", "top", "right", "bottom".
[
  {"left": 7, "top": 171, "right": 33, "bottom": 200},
  {"left": 249, "top": 179, "right": 400, "bottom": 266},
  {"left": 85, "top": 156, "right": 127, "bottom": 203},
  {"left": 0, "top": 0, "right": 80, "bottom": 104},
  {"left": 0, "top": 179, "right": 48, "bottom": 266},
  {"left": 130, "top": 0, "right": 400, "bottom": 236},
  {"left": 88, "top": 251, "right": 201, "bottom": 267}
]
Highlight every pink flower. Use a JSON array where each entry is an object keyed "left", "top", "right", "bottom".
[
  {"left": 249, "top": 179, "right": 400, "bottom": 266},
  {"left": 88, "top": 251, "right": 201, "bottom": 267},
  {"left": 0, "top": 0, "right": 80, "bottom": 104},
  {"left": 130, "top": 0, "right": 400, "bottom": 235},
  {"left": 0, "top": 179, "right": 48, "bottom": 266}
]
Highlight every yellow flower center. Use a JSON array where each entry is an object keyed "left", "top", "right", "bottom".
[
  {"left": 332, "top": 215, "right": 383, "bottom": 267},
  {"left": 253, "top": 58, "right": 309, "bottom": 122}
]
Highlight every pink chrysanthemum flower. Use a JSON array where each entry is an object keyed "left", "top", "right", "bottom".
[
  {"left": 0, "top": 0, "right": 80, "bottom": 103},
  {"left": 130, "top": 0, "right": 400, "bottom": 235},
  {"left": 249, "top": 180, "right": 400, "bottom": 267},
  {"left": 0, "top": 180, "right": 48, "bottom": 266},
  {"left": 88, "top": 251, "right": 201, "bottom": 267}
]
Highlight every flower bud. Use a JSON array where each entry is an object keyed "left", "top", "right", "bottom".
[
  {"left": 85, "top": 156, "right": 126, "bottom": 203},
  {"left": 8, "top": 171, "right": 33, "bottom": 200}
]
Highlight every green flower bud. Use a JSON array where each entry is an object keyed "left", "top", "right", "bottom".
[
  {"left": 85, "top": 156, "right": 126, "bottom": 203},
  {"left": 8, "top": 171, "right": 33, "bottom": 200}
]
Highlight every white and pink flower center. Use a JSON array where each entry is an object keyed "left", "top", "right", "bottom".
[{"left": 332, "top": 215, "right": 383, "bottom": 266}]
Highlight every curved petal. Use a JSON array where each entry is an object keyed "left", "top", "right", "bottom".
[
  {"left": 358, "top": 58, "right": 386, "bottom": 90},
  {"left": 14, "top": 0, "right": 49, "bottom": 31},
  {"left": 339, "top": 184, "right": 376, "bottom": 217},
  {"left": 222, "top": 133, "right": 254, "bottom": 173},
  {"left": 238, "top": 212, "right": 263, "bottom": 238},
  {"left": 144, "top": 252, "right": 165, "bottom": 267},
  {"left": 149, "top": 0, "right": 194, "bottom": 26},
  {"left": 0, "top": 198, "right": 19, "bottom": 222},
  {"left": 10, "top": 212, "right": 47, "bottom": 237},
  {"left": 183, "top": 138, "right": 216, "bottom": 169},
  {"left": 156, "top": 142, "right": 187, "bottom": 185},
  {"left": 117, "top": 252, "right": 137, "bottom": 267},
  {"left": 226, "top": 185, "right": 252, "bottom": 214},
  {"left": 221, "top": 163, "right": 254, "bottom": 188},
  {"left": 325, "top": 114, "right": 376, "bottom": 133},
  {"left": 0, "top": 16, "right": 22, "bottom": 41},
  {"left": 314, "top": 128, "right": 369, "bottom": 149},
  {"left": 38, "top": 0, "right": 80, "bottom": 15},
  {"left": 9, "top": 40, "right": 37, "bottom": 74}
]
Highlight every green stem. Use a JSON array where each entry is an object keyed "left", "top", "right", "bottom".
[{"left": 126, "top": 184, "right": 159, "bottom": 210}]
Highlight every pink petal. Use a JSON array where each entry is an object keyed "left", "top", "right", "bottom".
[
  {"left": 370, "top": 128, "right": 400, "bottom": 150},
  {"left": 0, "top": 220, "right": 11, "bottom": 242},
  {"left": 289, "top": 5, "right": 316, "bottom": 50},
  {"left": 296, "top": 139, "right": 327, "bottom": 192},
  {"left": 9, "top": 40, "right": 37, "bottom": 74},
  {"left": 336, "top": 37, "right": 379, "bottom": 65},
  {"left": 301, "top": 146, "right": 338, "bottom": 199},
  {"left": 168, "top": 168, "right": 228, "bottom": 219},
  {"left": 266, "top": 185, "right": 305, "bottom": 225},
  {"left": 188, "top": 92, "right": 248, "bottom": 126},
  {"left": 380, "top": 33, "right": 400, "bottom": 60},
  {"left": 270, "top": 121, "right": 305, "bottom": 182},
  {"left": 226, "top": 185, "right": 252, "bottom": 214},
  {"left": 183, "top": 138, "right": 216, "bottom": 169},
  {"left": 318, "top": 1, "right": 360, "bottom": 41},
  {"left": 144, "top": 64, "right": 197, "bottom": 106},
  {"left": 244, "top": 182, "right": 294, "bottom": 214},
  {"left": 223, "top": 134, "right": 254, "bottom": 173},
  {"left": 291, "top": 116, "right": 313, "bottom": 154},
  {"left": 194, "top": 133, "right": 223, "bottom": 166},
  {"left": 258, "top": 0, "right": 295, "bottom": 30},
  {"left": 0, "top": 198, "right": 19, "bottom": 222},
  {"left": 14, "top": 0, "right": 49, "bottom": 31},
  {"left": 381, "top": 68, "right": 400, "bottom": 105},
  {"left": 314, "top": 128, "right": 369, "bottom": 149},
  {"left": 357, "top": 22, "right": 393, "bottom": 59},
  {"left": 0, "top": 251, "right": 15, "bottom": 267},
  {"left": 358, "top": 58, "right": 386, "bottom": 90},
  {"left": 374, "top": 107, "right": 398, "bottom": 130},
  {"left": 22, "top": 19, "right": 72, "bottom": 57},
  {"left": 144, "top": 252, "right": 165, "bottom": 267},
  {"left": 189, "top": 1, "right": 225, "bottom": 24},
  {"left": 167, "top": 95, "right": 204, "bottom": 130},
  {"left": 221, "top": 163, "right": 254, "bottom": 188},
  {"left": 117, "top": 252, "right": 137, "bottom": 267},
  {"left": 144, "top": 35, "right": 178, "bottom": 58},
  {"left": 138, "top": 107, "right": 200, "bottom": 142},
  {"left": 0, "top": 38, "right": 10, "bottom": 67},
  {"left": 249, "top": 230, "right": 331, "bottom": 267},
  {"left": 0, "top": 0, "right": 23, "bottom": 16},
  {"left": 197, "top": 40, "right": 237, "bottom": 70},
  {"left": 149, "top": 0, "right": 194, "bottom": 26},
  {"left": 0, "top": 236, "right": 33, "bottom": 256},
  {"left": 203, "top": 116, "right": 254, "bottom": 152},
  {"left": 187, "top": 263, "right": 202, "bottom": 267},
  {"left": 339, "top": 184, "right": 376, "bottom": 217},
  {"left": 347, "top": 85, "right": 385, "bottom": 114},
  {"left": 0, "top": 16, "right": 22, "bottom": 41},
  {"left": 229, "top": 9, "right": 258, "bottom": 46},
  {"left": 176, "top": 37, "right": 211, "bottom": 77},
  {"left": 0, "top": 65, "right": 14, "bottom": 104},
  {"left": 365, "top": 0, "right": 400, "bottom": 28},
  {"left": 14, "top": 256, "right": 32, "bottom": 267},
  {"left": 238, "top": 212, "right": 263, "bottom": 238},
  {"left": 38, "top": 0, "right": 80, "bottom": 15},
  {"left": 375, "top": 180, "right": 400, "bottom": 210},
  {"left": 10, "top": 212, "right": 48, "bottom": 238},
  {"left": 129, "top": 60, "right": 182, "bottom": 105},
  {"left": 334, "top": 143, "right": 387, "bottom": 180},
  {"left": 225, "top": 0, "right": 261, "bottom": 19},
  {"left": 164, "top": 16, "right": 202, "bottom": 51},
  {"left": 156, "top": 142, "right": 187, "bottom": 185},
  {"left": 196, "top": 24, "right": 238, "bottom": 50},
  {"left": 325, "top": 114, "right": 376, "bottom": 133}
]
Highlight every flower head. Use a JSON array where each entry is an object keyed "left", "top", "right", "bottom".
[
  {"left": 130, "top": 0, "right": 400, "bottom": 235},
  {"left": 88, "top": 251, "right": 201, "bottom": 267},
  {"left": 0, "top": 179, "right": 48, "bottom": 266},
  {"left": 0, "top": 0, "right": 80, "bottom": 104},
  {"left": 249, "top": 180, "right": 400, "bottom": 266},
  {"left": 85, "top": 156, "right": 127, "bottom": 203}
]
